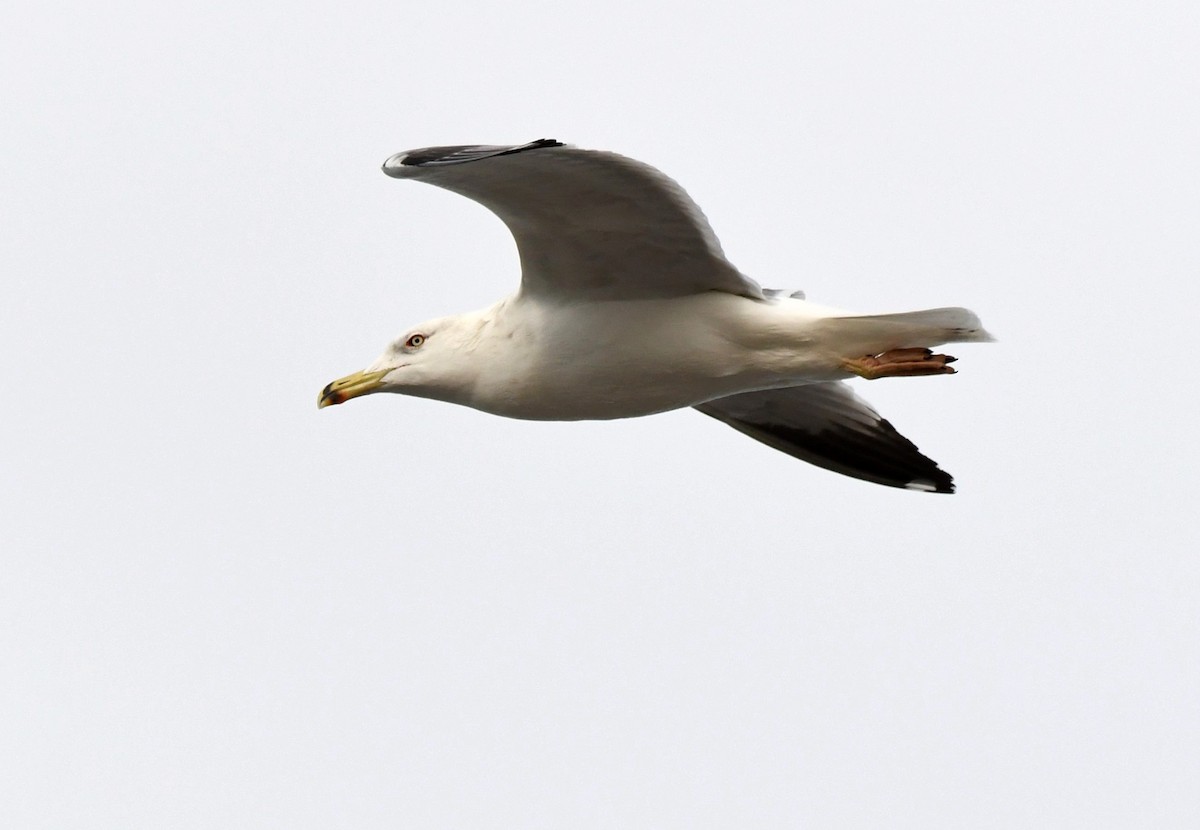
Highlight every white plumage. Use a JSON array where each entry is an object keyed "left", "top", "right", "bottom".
[{"left": 319, "top": 139, "right": 992, "bottom": 493}]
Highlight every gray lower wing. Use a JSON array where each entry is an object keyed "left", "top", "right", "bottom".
[
  {"left": 382, "top": 140, "right": 761, "bottom": 301},
  {"left": 695, "top": 383, "right": 955, "bottom": 493}
]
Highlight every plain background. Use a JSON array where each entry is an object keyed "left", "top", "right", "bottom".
[{"left": 3, "top": 0, "right": 1198, "bottom": 827}]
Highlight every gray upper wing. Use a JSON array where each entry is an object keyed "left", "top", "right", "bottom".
[
  {"left": 695, "top": 382, "right": 955, "bottom": 493},
  {"left": 382, "top": 139, "right": 762, "bottom": 301}
]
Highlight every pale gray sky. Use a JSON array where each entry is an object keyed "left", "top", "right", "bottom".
[{"left": 3, "top": 0, "right": 1198, "bottom": 827}]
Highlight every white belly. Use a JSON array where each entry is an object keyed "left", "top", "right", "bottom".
[{"left": 464, "top": 293, "right": 843, "bottom": 421}]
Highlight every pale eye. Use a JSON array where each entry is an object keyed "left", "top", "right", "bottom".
[{"left": 405, "top": 333, "right": 426, "bottom": 349}]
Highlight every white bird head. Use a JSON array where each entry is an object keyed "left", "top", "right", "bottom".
[{"left": 318, "top": 314, "right": 479, "bottom": 409}]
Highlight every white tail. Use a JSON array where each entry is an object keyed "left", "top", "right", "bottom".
[{"left": 820, "top": 307, "right": 994, "bottom": 355}]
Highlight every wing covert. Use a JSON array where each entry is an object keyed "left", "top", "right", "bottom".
[
  {"left": 695, "top": 383, "right": 955, "bottom": 493},
  {"left": 382, "top": 140, "right": 762, "bottom": 301}
]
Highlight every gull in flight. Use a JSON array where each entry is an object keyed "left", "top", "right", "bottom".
[{"left": 319, "top": 139, "right": 992, "bottom": 493}]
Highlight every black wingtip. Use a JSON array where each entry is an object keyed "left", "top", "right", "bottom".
[
  {"left": 384, "top": 138, "right": 565, "bottom": 173},
  {"left": 526, "top": 138, "right": 564, "bottom": 151}
]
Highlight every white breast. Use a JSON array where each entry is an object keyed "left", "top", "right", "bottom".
[{"left": 463, "top": 293, "right": 842, "bottom": 421}]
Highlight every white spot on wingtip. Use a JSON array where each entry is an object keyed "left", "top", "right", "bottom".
[
  {"left": 905, "top": 480, "right": 938, "bottom": 492},
  {"left": 382, "top": 152, "right": 408, "bottom": 176}
]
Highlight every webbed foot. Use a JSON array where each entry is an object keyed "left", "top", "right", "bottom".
[{"left": 841, "top": 348, "right": 958, "bottom": 380}]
